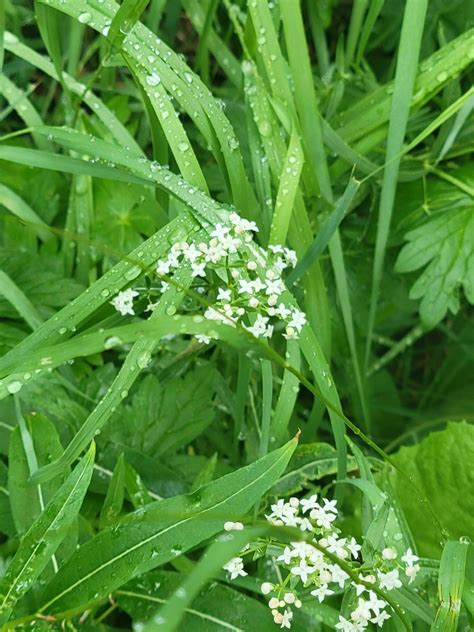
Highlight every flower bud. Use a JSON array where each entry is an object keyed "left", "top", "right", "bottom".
[{"left": 261, "top": 582, "right": 273, "bottom": 595}]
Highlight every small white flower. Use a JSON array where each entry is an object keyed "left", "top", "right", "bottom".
[
  {"left": 223, "top": 557, "right": 247, "bottom": 580},
  {"left": 401, "top": 548, "right": 419, "bottom": 567},
  {"left": 191, "top": 261, "right": 206, "bottom": 278},
  {"left": 351, "top": 598, "right": 372, "bottom": 625},
  {"left": 290, "top": 558, "right": 316, "bottom": 584},
  {"left": 238, "top": 279, "right": 254, "bottom": 295},
  {"left": 160, "top": 281, "right": 169, "bottom": 293},
  {"left": 405, "top": 564, "right": 420, "bottom": 583},
  {"left": 322, "top": 498, "right": 338, "bottom": 514},
  {"left": 310, "top": 506, "right": 337, "bottom": 530},
  {"left": 310, "top": 584, "right": 334, "bottom": 603},
  {"left": 156, "top": 259, "right": 170, "bottom": 275},
  {"left": 265, "top": 278, "right": 285, "bottom": 296},
  {"left": 110, "top": 289, "right": 139, "bottom": 316},
  {"left": 347, "top": 537, "right": 361, "bottom": 559},
  {"left": 298, "top": 517, "right": 313, "bottom": 532},
  {"left": 280, "top": 609, "right": 293, "bottom": 629},
  {"left": 277, "top": 546, "right": 296, "bottom": 565},
  {"left": 366, "top": 591, "right": 387, "bottom": 615},
  {"left": 329, "top": 564, "right": 349, "bottom": 588},
  {"left": 371, "top": 610, "right": 391, "bottom": 626},
  {"left": 288, "top": 309, "right": 306, "bottom": 332},
  {"left": 335, "top": 615, "right": 358, "bottom": 632},
  {"left": 211, "top": 223, "right": 231, "bottom": 240},
  {"left": 377, "top": 569, "right": 402, "bottom": 591},
  {"left": 300, "top": 494, "right": 319, "bottom": 514},
  {"left": 326, "top": 534, "right": 348, "bottom": 559},
  {"left": 183, "top": 243, "right": 201, "bottom": 263},
  {"left": 217, "top": 288, "right": 232, "bottom": 302}
]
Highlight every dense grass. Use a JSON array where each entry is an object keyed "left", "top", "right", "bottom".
[{"left": 0, "top": 1, "right": 473, "bottom": 631}]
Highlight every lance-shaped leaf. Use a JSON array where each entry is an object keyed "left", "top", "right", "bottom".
[
  {"left": 0, "top": 443, "right": 95, "bottom": 624},
  {"left": 37, "top": 437, "right": 297, "bottom": 616}
]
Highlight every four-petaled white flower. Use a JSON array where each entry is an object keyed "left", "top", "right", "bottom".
[
  {"left": 311, "top": 584, "right": 334, "bottom": 602},
  {"left": 223, "top": 557, "right": 247, "bottom": 580}
]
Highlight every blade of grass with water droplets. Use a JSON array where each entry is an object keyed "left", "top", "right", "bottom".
[
  {"left": 431, "top": 539, "right": 469, "bottom": 632},
  {"left": 0, "top": 270, "right": 43, "bottom": 330}
]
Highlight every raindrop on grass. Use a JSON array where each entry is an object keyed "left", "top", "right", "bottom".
[{"left": 78, "top": 12, "right": 92, "bottom": 24}]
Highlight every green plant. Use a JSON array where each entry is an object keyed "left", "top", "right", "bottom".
[{"left": 0, "top": 1, "right": 472, "bottom": 631}]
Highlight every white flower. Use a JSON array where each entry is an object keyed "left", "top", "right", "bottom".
[
  {"left": 377, "top": 569, "right": 402, "bottom": 591},
  {"left": 290, "top": 558, "right": 316, "bottom": 583},
  {"left": 261, "top": 582, "right": 273, "bottom": 595},
  {"left": 195, "top": 334, "right": 211, "bottom": 344},
  {"left": 223, "top": 557, "right": 247, "bottom": 580},
  {"left": 288, "top": 309, "right": 306, "bottom": 332},
  {"left": 298, "top": 517, "right": 313, "bottom": 532},
  {"left": 223, "top": 521, "right": 244, "bottom": 531},
  {"left": 310, "top": 584, "right": 334, "bottom": 602},
  {"left": 277, "top": 546, "right": 296, "bottom": 565},
  {"left": 156, "top": 259, "right": 170, "bottom": 275},
  {"left": 335, "top": 615, "right": 360, "bottom": 632},
  {"left": 280, "top": 610, "right": 293, "bottom": 629},
  {"left": 351, "top": 597, "right": 372, "bottom": 624},
  {"left": 268, "top": 500, "right": 296, "bottom": 523},
  {"left": 329, "top": 564, "right": 349, "bottom": 588},
  {"left": 405, "top": 564, "right": 420, "bottom": 583},
  {"left": 326, "top": 534, "right": 348, "bottom": 559},
  {"left": 347, "top": 537, "right": 361, "bottom": 559},
  {"left": 246, "top": 314, "right": 272, "bottom": 338},
  {"left": 265, "top": 278, "right": 285, "bottom": 296},
  {"left": 371, "top": 610, "right": 391, "bottom": 626},
  {"left": 310, "top": 506, "right": 337, "bottom": 530},
  {"left": 110, "top": 289, "right": 139, "bottom": 316},
  {"left": 283, "top": 326, "right": 297, "bottom": 340},
  {"left": 382, "top": 547, "right": 397, "bottom": 560},
  {"left": 269, "top": 597, "right": 280, "bottom": 609},
  {"left": 216, "top": 288, "right": 232, "bottom": 302},
  {"left": 183, "top": 243, "right": 201, "bottom": 263},
  {"left": 366, "top": 591, "right": 387, "bottom": 615},
  {"left": 401, "top": 548, "right": 419, "bottom": 567},
  {"left": 322, "top": 498, "right": 338, "bottom": 514},
  {"left": 160, "top": 281, "right": 169, "bottom": 293},
  {"left": 191, "top": 261, "right": 206, "bottom": 277},
  {"left": 211, "top": 223, "right": 231, "bottom": 240},
  {"left": 238, "top": 279, "right": 254, "bottom": 295},
  {"left": 300, "top": 494, "right": 319, "bottom": 514},
  {"left": 275, "top": 303, "right": 292, "bottom": 319},
  {"left": 283, "top": 592, "right": 295, "bottom": 604}
]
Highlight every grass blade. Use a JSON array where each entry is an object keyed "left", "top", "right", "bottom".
[
  {"left": 365, "top": 0, "right": 428, "bottom": 367},
  {"left": 431, "top": 539, "right": 469, "bottom": 631}
]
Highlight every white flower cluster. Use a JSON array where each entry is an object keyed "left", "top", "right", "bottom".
[
  {"left": 110, "top": 212, "right": 307, "bottom": 344},
  {"left": 221, "top": 494, "right": 421, "bottom": 631}
]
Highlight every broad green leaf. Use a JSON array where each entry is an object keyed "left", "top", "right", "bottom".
[
  {"left": 390, "top": 422, "right": 474, "bottom": 557},
  {"left": 395, "top": 207, "right": 474, "bottom": 327},
  {"left": 116, "top": 570, "right": 275, "bottom": 632},
  {"left": 37, "top": 438, "right": 297, "bottom": 616},
  {"left": 8, "top": 414, "right": 67, "bottom": 535},
  {"left": 0, "top": 443, "right": 95, "bottom": 623}
]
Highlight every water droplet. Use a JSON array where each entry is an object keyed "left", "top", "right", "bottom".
[
  {"left": 58, "top": 326, "right": 67, "bottom": 335},
  {"left": 178, "top": 142, "right": 189, "bottom": 152},
  {"left": 101, "top": 289, "right": 110, "bottom": 298},
  {"left": 166, "top": 305, "right": 176, "bottom": 316},
  {"left": 7, "top": 381, "right": 22, "bottom": 394},
  {"left": 78, "top": 12, "right": 92, "bottom": 24},
  {"left": 104, "top": 336, "right": 123, "bottom": 349},
  {"left": 436, "top": 71, "right": 448, "bottom": 82},
  {"left": 137, "top": 351, "right": 151, "bottom": 369},
  {"left": 146, "top": 72, "right": 161, "bottom": 87}
]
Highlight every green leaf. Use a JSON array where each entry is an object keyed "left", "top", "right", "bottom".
[
  {"left": 99, "top": 454, "right": 125, "bottom": 529},
  {"left": 390, "top": 422, "right": 474, "bottom": 557},
  {"left": 8, "top": 414, "right": 67, "bottom": 535},
  {"left": 116, "top": 570, "right": 275, "bottom": 632},
  {"left": 395, "top": 207, "right": 474, "bottom": 327},
  {"left": 37, "top": 437, "right": 297, "bottom": 616},
  {"left": 104, "top": 367, "right": 218, "bottom": 457},
  {"left": 0, "top": 443, "right": 95, "bottom": 624},
  {"left": 432, "top": 540, "right": 469, "bottom": 631}
]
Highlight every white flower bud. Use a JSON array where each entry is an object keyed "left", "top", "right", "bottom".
[
  {"left": 231, "top": 269, "right": 240, "bottom": 279},
  {"left": 295, "top": 599, "right": 302, "bottom": 608},
  {"left": 289, "top": 497, "right": 299, "bottom": 507},
  {"left": 267, "top": 295, "right": 278, "bottom": 306},
  {"left": 266, "top": 269, "right": 275, "bottom": 280},
  {"left": 319, "top": 538, "right": 328, "bottom": 548},
  {"left": 382, "top": 547, "right": 397, "bottom": 560},
  {"left": 249, "top": 297, "right": 259, "bottom": 308},
  {"left": 247, "top": 261, "right": 257, "bottom": 271},
  {"left": 284, "top": 592, "right": 295, "bottom": 604},
  {"left": 269, "top": 597, "right": 280, "bottom": 609},
  {"left": 273, "top": 612, "right": 283, "bottom": 624},
  {"left": 261, "top": 582, "right": 273, "bottom": 595},
  {"left": 320, "top": 570, "right": 332, "bottom": 583},
  {"left": 279, "top": 600, "right": 285, "bottom": 608}
]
